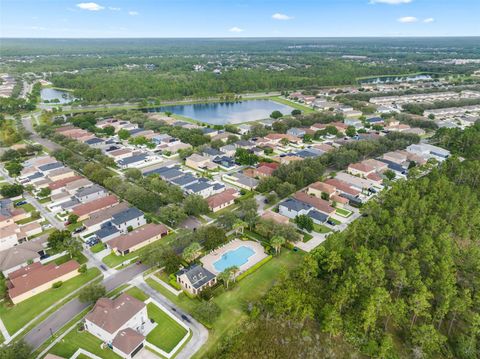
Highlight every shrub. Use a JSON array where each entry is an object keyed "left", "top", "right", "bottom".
[
  {"left": 237, "top": 256, "right": 273, "bottom": 282},
  {"left": 52, "top": 281, "right": 63, "bottom": 289}
]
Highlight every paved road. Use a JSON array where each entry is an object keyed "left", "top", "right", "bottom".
[
  {"left": 21, "top": 114, "right": 61, "bottom": 152},
  {"left": 24, "top": 264, "right": 147, "bottom": 350},
  {"left": 0, "top": 166, "right": 63, "bottom": 230},
  {"left": 135, "top": 279, "right": 209, "bottom": 359}
]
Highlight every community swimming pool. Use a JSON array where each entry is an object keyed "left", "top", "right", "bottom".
[{"left": 213, "top": 245, "right": 255, "bottom": 272}]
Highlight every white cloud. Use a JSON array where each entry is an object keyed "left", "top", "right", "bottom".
[
  {"left": 272, "top": 13, "right": 293, "bottom": 20},
  {"left": 229, "top": 27, "right": 244, "bottom": 33},
  {"left": 128, "top": 11, "right": 139, "bottom": 16},
  {"left": 108, "top": 7, "right": 121, "bottom": 11},
  {"left": 370, "top": 0, "right": 413, "bottom": 4},
  {"left": 76, "top": 2, "right": 104, "bottom": 11},
  {"left": 398, "top": 16, "right": 418, "bottom": 23},
  {"left": 423, "top": 17, "right": 435, "bottom": 23}
]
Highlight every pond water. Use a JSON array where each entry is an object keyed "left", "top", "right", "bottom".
[
  {"left": 144, "top": 99, "right": 295, "bottom": 125},
  {"left": 40, "top": 88, "right": 76, "bottom": 104},
  {"left": 360, "top": 74, "right": 433, "bottom": 84}
]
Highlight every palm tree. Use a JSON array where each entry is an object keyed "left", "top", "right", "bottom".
[
  {"left": 270, "top": 235, "right": 286, "bottom": 255},
  {"left": 182, "top": 242, "right": 202, "bottom": 263},
  {"left": 64, "top": 236, "right": 83, "bottom": 259},
  {"left": 218, "top": 270, "right": 232, "bottom": 289},
  {"left": 229, "top": 266, "right": 240, "bottom": 283},
  {"left": 232, "top": 219, "right": 246, "bottom": 236}
]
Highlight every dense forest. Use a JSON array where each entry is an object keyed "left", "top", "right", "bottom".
[
  {"left": 2, "top": 38, "right": 479, "bottom": 103},
  {"left": 209, "top": 156, "right": 480, "bottom": 359}
]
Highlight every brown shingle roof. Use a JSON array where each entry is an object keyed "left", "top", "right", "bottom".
[
  {"left": 72, "top": 195, "right": 118, "bottom": 218},
  {"left": 293, "top": 191, "right": 335, "bottom": 215},
  {"left": 309, "top": 181, "right": 336, "bottom": 195},
  {"left": 206, "top": 188, "right": 238, "bottom": 210},
  {"left": 85, "top": 293, "right": 146, "bottom": 334},
  {"left": 325, "top": 178, "right": 360, "bottom": 196},
  {"left": 112, "top": 328, "right": 145, "bottom": 355},
  {"left": 8, "top": 260, "right": 79, "bottom": 299},
  {"left": 107, "top": 223, "right": 168, "bottom": 253},
  {"left": 48, "top": 175, "right": 83, "bottom": 190}
]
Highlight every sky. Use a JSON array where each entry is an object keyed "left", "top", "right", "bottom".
[{"left": 1, "top": 0, "right": 479, "bottom": 38}]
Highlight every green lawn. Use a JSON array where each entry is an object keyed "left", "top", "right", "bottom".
[
  {"left": 0, "top": 268, "right": 101, "bottom": 335},
  {"left": 329, "top": 217, "right": 342, "bottom": 225},
  {"left": 335, "top": 208, "right": 353, "bottom": 218},
  {"left": 19, "top": 202, "right": 35, "bottom": 213},
  {"left": 146, "top": 303, "right": 188, "bottom": 353},
  {"left": 49, "top": 328, "right": 121, "bottom": 359},
  {"left": 313, "top": 224, "right": 331, "bottom": 234},
  {"left": 38, "top": 197, "right": 51, "bottom": 204},
  {"left": 15, "top": 216, "right": 38, "bottom": 225},
  {"left": 146, "top": 250, "right": 303, "bottom": 358},
  {"left": 67, "top": 221, "right": 84, "bottom": 232},
  {"left": 270, "top": 96, "right": 315, "bottom": 114},
  {"left": 125, "top": 287, "right": 149, "bottom": 302},
  {"left": 90, "top": 242, "right": 106, "bottom": 253},
  {"left": 48, "top": 252, "right": 88, "bottom": 265}
]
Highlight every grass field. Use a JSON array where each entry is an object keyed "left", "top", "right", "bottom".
[
  {"left": 49, "top": 328, "right": 121, "bottom": 359},
  {"left": 0, "top": 268, "right": 101, "bottom": 335},
  {"left": 270, "top": 96, "right": 316, "bottom": 114},
  {"left": 90, "top": 242, "right": 106, "bottom": 253},
  {"left": 146, "top": 250, "right": 303, "bottom": 358},
  {"left": 124, "top": 286, "right": 149, "bottom": 302},
  {"left": 335, "top": 208, "right": 353, "bottom": 218},
  {"left": 146, "top": 303, "right": 188, "bottom": 353},
  {"left": 313, "top": 224, "right": 331, "bottom": 233}
]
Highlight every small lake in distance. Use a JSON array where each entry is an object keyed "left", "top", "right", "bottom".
[
  {"left": 40, "top": 88, "right": 77, "bottom": 104},
  {"left": 144, "top": 99, "right": 295, "bottom": 125}
]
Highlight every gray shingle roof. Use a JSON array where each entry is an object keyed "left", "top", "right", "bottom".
[
  {"left": 177, "top": 264, "right": 215, "bottom": 289},
  {"left": 111, "top": 208, "right": 144, "bottom": 226},
  {"left": 279, "top": 198, "right": 312, "bottom": 212}
]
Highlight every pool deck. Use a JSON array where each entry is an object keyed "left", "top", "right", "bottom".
[{"left": 201, "top": 239, "right": 267, "bottom": 275}]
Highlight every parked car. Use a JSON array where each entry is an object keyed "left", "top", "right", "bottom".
[
  {"left": 327, "top": 220, "right": 336, "bottom": 226},
  {"left": 15, "top": 200, "right": 27, "bottom": 206},
  {"left": 42, "top": 224, "right": 53, "bottom": 230},
  {"left": 73, "top": 226, "right": 86, "bottom": 234}
]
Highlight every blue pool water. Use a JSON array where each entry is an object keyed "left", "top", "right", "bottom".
[{"left": 213, "top": 246, "right": 255, "bottom": 272}]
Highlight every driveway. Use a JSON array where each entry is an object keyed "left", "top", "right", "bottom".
[{"left": 24, "top": 264, "right": 147, "bottom": 350}]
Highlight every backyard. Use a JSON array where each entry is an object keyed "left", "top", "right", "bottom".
[
  {"left": 146, "top": 303, "right": 189, "bottom": 353},
  {"left": 0, "top": 268, "right": 101, "bottom": 335},
  {"left": 49, "top": 328, "right": 121, "bottom": 359}
]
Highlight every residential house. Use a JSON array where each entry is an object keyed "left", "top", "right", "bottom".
[
  {"left": 286, "top": 128, "right": 306, "bottom": 138},
  {"left": 222, "top": 172, "right": 259, "bottom": 190},
  {"left": 260, "top": 211, "right": 290, "bottom": 225},
  {"left": 254, "top": 162, "right": 279, "bottom": 178},
  {"left": 185, "top": 154, "right": 218, "bottom": 171},
  {"left": 107, "top": 223, "right": 169, "bottom": 256},
  {"left": 278, "top": 198, "right": 312, "bottom": 219},
  {"left": 85, "top": 293, "right": 147, "bottom": 358},
  {"left": 7, "top": 260, "right": 80, "bottom": 304},
  {"left": 111, "top": 208, "right": 146, "bottom": 234},
  {"left": 307, "top": 181, "right": 336, "bottom": 199},
  {"left": 293, "top": 191, "right": 335, "bottom": 216},
  {"left": 206, "top": 188, "right": 239, "bottom": 212},
  {"left": 75, "top": 184, "right": 108, "bottom": 203},
  {"left": 71, "top": 195, "right": 119, "bottom": 221},
  {"left": 176, "top": 264, "right": 217, "bottom": 295},
  {"left": 47, "top": 168, "right": 76, "bottom": 182},
  {"left": 0, "top": 237, "right": 46, "bottom": 276}
]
